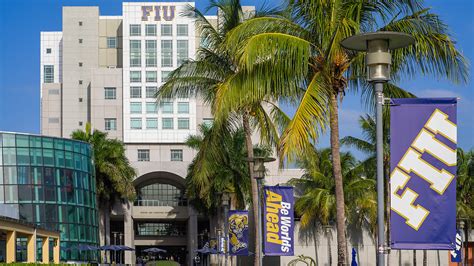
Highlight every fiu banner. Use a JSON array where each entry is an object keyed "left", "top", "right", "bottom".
[
  {"left": 228, "top": 210, "right": 249, "bottom": 256},
  {"left": 263, "top": 186, "right": 294, "bottom": 256},
  {"left": 390, "top": 98, "right": 457, "bottom": 249}
]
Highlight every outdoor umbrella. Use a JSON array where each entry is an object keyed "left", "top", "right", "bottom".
[
  {"left": 143, "top": 247, "right": 167, "bottom": 253},
  {"left": 100, "top": 245, "right": 122, "bottom": 251},
  {"left": 116, "top": 245, "right": 135, "bottom": 251},
  {"left": 77, "top": 244, "right": 100, "bottom": 251}
]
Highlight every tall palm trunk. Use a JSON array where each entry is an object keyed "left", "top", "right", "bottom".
[
  {"left": 422, "top": 250, "right": 427, "bottom": 266},
  {"left": 413, "top": 250, "right": 417, "bottom": 266},
  {"left": 242, "top": 111, "right": 260, "bottom": 266},
  {"left": 329, "top": 93, "right": 347, "bottom": 265}
]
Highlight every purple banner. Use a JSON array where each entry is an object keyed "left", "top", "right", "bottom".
[
  {"left": 263, "top": 186, "right": 294, "bottom": 256},
  {"left": 228, "top": 210, "right": 249, "bottom": 256},
  {"left": 390, "top": 98, "right": 457, "bottom": 249}
]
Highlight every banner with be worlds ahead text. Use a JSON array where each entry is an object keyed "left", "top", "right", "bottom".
[
  {"left": 263, "top": 186, "right": 294, "bottom": 256},
  {"left": 390, "top": 98, "right": 456, "bottom": 249}
]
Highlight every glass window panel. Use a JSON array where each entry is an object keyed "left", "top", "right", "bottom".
[
  {"left": 104, "top": 87, "right": 117, "bottom": 99},
  {"left": 161, "top": 40, "right": 173, "bottom": 67},
  {"left": 130, "top": 102, "right": 142, "bottom": 114},
  {"left": 146, "top": 71, "right": 157, "bottom": 82},
  {"left": 18, "top": 186, "right": 33, "bottom": 202},
  {"left": 5, "top": 185, "right": 18, "bottom": 203},
  {"left": 34, "top": 185, "right": 44, "bottom": 203},
  {"left": 19, "top": 203, "right": 34, "bottom": 222},
  {"left": 146, "top": 102, "right": 158, "bottom": 114},
  {"left": 3, "top": 148, "right": 16, "bottom": 165},
  {"left": 45, "top": 204, "right": 58, "bottom": 223},
  {"left": 171, "top": 149, "right": 183, "bottom": 161},
  {"left": 73, "top": 142, "right": 81, "bottom": 153},
  {"left": 130, "top": 71, "right": 141, "bottom": 83},
  {"left": 0, "top": 166, "right": 2, "bottom": 186},
  {"left": 35, "top": 204, "right": 45, "bottom": 223},
  {"left": 44, "top": 186, "right": 56, "bottom": 202},
  {"left": 161, "top": 24, "right": 172, "bottom": 36},
  {"left": 64, "top": 141, "right": 73, "bottom": 151},
  {"left": 54, "top": 139, "right": 64, "bottom": 150},
  {"left": 65, "top": 151, "right": 73, "bottom": 168},
  {"left": 145, "top": 24, "right": 156, "bottom": 36},
  {"left": 146, "top": 118, "right": 158, "bottom": 129},
  {"left": 42, "top": 138, "right": 54, "bottom": 149},
  {"left": 162, "top": 118, "right": 173, "bottom": 129},
  {"left": 16, "top": 135, "right": 29, "bottom": 147},
  {"left": 4, "top": 166, "right": 17, "bottom": 184},
  {"left": 107, "top": 37, "right": 117, "bottom": 48},
  {"left": 161, "top": 71, "right": 171, "bottom": 82},
  {"left": 0, "top": 178, "right": 3, "bottom": 202},
  {"left": 44, "top": 65, "right": 54, "bottom": 83},
  {"left": 43, "top": 149, "right": 54, "bottom": 166},
  {"left": 32, "top": 167, "right": 43, "bottom": 185},
  {"left": 130, "top": 86, "right": 142, "bottom": 98},
  {"left": 130, "top": 24, "right": 141, "bottom": 36},
  {"left": 30, "top": 148, "right": 43, "bottom": 166},
  {"left": 104, "top": 118, "right": 117, "bottom": 131},
  {"left": 137, "top": 149, "right": 150, "bottom": 162},
  {"left": 44, "top": 167, "right": 55, "bottom": 186},
  {"left": 146, "top": 40, "right": 157, "bottom": 67},
  {"left": 130, "top": 118, "right": 142, "bottom": 129},
  {"left": 74, "top": 153, "right": 82, "bottom": 170},
  {"left": 2, "top": 134, "right": 16, "bottom": 146},
  {"left": 161, "top": 101, "right": 173, "bottom": 114},
  {"left": 136, "top": 183, "right": 186, "bottom": 207},
  {"left": 130, "top": 40, "right": 141, "bottom": 67},
  {"left": 177, "top": 24, "right": 188, "bottom": 36},
  {"left": 17, "top": 166, "right": 32, "bottom": 184},
  {"left": 177, "top": 102, "right": 189, "bottom": 114},
  {"left": 55, "top": 150, "right": 65, "bottom": 167},
  {"left": 29, "top": 136, "right": 42, "bottom": 148},
  {"left": 177, "top": 118, "right": 190, "bottom": 129},
  {"left": 177, "top": 40, "right": 188, "bottom": 65},
  {"left": 146, "top": 86, "right": 157, "bottom": 98},
  {"left": 17, "top": 148, "right": 30, "bottom": 165}
]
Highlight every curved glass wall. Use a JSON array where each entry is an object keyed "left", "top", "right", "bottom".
[
  {"left": 0, "top": 132, "right": 99, "bottom": 261},
  {"left": 135, "top": 183, "right": 186, "bottom": 206}
]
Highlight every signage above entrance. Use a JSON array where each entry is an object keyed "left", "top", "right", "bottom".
[{"left": 141, "top": 6, "right": 176, "bottom": 21}]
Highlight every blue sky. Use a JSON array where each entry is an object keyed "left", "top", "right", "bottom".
[{"left": 0, "top": 0, "right": 472, "bottom": 157}]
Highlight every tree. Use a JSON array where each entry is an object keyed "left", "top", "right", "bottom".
[
  {"left": 71, "top": 123, "right": 136, "bottom": 248},
  {"left": 289, "top": 146, "right": 377, "bottom": 264},
  {"left": 156, "top": 1, "right": 288, "bottom": 264},
  {"left": 224, "top": 1, "right": 467, "bottom": 263},
  {"left": 456, "top": 148, "right": 474, "bottom": 221}
]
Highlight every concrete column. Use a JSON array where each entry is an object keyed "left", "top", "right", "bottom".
[
  {"left": 53, "top": 238, "right": 60, "bottom": 263},
  {"left": 124, "top": 202, "right": 135, "bottom": 265},
  {"left": 27, "top": 231, "right": 37, "bottom": 263},
  {"left": 42, "top": 236, "right": 50, "bottom": 263},
  {"left": 187, "top": 206, "right": 198, "bottom": 266},
  {"left": 6, "top": 230, "right": 16, "bottom": 263}
]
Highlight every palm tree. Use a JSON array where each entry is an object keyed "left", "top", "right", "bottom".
[
  {"left": 71, "top": 123, "right": 136, "bottom": 248},
  {"left": 223, "top": 1, "right": 468, "bottom": 263},
  {"left": 156, "top": 1, "right": 288, "bottom": 264},
  {"left": 456, "top": 148, "right": 474, "bottom": 221},
  {"left": 289, "top": 146, "right": 377, "bottom": 264}
]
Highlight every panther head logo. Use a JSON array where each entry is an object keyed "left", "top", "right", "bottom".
[{"left": 229, "top": 213, "right": 249, "bottom": 253}]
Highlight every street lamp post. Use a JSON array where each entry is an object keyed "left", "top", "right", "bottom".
[
  {"left": 341, "top": 31, "right": 415, "bottom": 266},
  {"left": 222, "top": 192, "right": 230, "bottom": 266},
  {"left": 249, "top": 156, "right": 276, "bottom": 266}
]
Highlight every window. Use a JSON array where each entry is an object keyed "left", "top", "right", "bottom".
[
  {"left": 79, "top": 121, "right": 83, "bottom": 126},
  {"left": 130, "top": 40, "right": 141, "bottom": 67},
  {"left": 79, "top": 98, "right": 83, "bottom": 102},
  {"left": 146, "top": 118, "right": 158, "bottom": 129},
  {"left": 177, "top": 102, "right": 189, "bottom": 114},
  {"left": 44, "top": 65, "right": 54, "bottom": 83},
  {"left": 161, "top": 71, "right": 171, "bottom": 82},
  {"left": 130, "top": 86, "right": 142, "bottom": 98},
  {"left": 161, "top": 101, "right": 173, "bottom": 114},
  {"left": 48, "top": 118, "right": 59, "bottom": 123},
  {"left": 146, "top": 86, "right": 157, "bottom": 98},
  {"left": 79, "top": 62, "right": 83, "bottom": 67},
  {"left": 104, "top": 87, "right": 116, "bottom": 99},
  {"left": 203, "top": 118, "right": 213, "bottom": 127},
  {"left": 79, "top": 21, "right": 83, "bottom": 26},
  {"left": 177, "top": 24, "right": 188, "bottom": 36},
  {"left": 171, "top": 149, "right": 183, "bottom": 161},
  {"left": 107, "top": 37, "right": 117, "bottom": 48},
  {"left": 161, "top": 40, "right": 173, "bottom": 67},
  {"left": 130, "top": 118, "right": 142, "bottom": 129},
  {"left": 135, "top": 221, "right": 187, "bottom": 235},
  {"left": 105, "top": 118, "right": 117, "bottom": 131},
  {"left": 138, "top": 149, "right": 150, "bottom": 161},
  {"left": 79, "top": 80, "right": 83, "bottom": 85},
  {"left": 49, "top": 89, "right": 59, "bottom": 95},
  {"left": 46, "top": 48, "right": 52, "bottom": 54},
  {"left": 162, "top": 118, "right": 173, "bottom": 129},
  {"left": 177, "top": 40, "right": 188, "bottom": 65},
  {"left": 130, "top": 71, "right": 141, "bottom": 82},
  {"left": 130, "top": 102, "right": 142, "bottom": 114},
  {"left": 135, "top": 183, "right": 186, "bottom": 207},
  {"left": 130, "top": 24, "right": 141, "bottom": 36},
  {"left": 146, "top": 71, "right": 157, "bottom": 82},
  {"left": 145, "top": 40, "right": 157, "bottom": 67},
  {"left": 146, "top": 102, "right": 158, "bottom": 114},
  {"left": 79, "top": 39, "right": 83, "bottom": 44},
  {"left": 177, "top": 118, "right": 190, "bottom": 129},
  {"left": 145, "top": 24, "right": 157, "bottom": 36},
  {"left": 161, "top": 24, "right": 172, "bottom": 36}
]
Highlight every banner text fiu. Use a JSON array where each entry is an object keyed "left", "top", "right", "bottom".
[
  {"left": 141, "top": 6, "right": 176, "bottom": 21},
  {"left": 391, "top": 109, "right": 456, "bottom": 230}
]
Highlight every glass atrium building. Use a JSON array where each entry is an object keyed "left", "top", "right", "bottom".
[{"left": 0, "top": 132, "right": 99, "bottom": 261}]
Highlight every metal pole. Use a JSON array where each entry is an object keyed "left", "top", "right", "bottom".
[
  {"left": 375, "top": 82, "right": 385, "bottom": 266},
  {"left": 257, "top": 178, "right": 263, "bottom": 266},
  {"left": 224, "top": 204, "right": 229, "bottom": 266}
]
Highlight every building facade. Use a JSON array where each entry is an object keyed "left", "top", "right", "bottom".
[{"left": 0, "top": 132, "right": 98, "bottom": 262}]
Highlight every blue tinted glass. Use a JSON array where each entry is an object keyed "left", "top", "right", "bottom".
[
  {"left": 17, "top": 166, "right": 32, "bottom": 184},
  {"left": 4, "top": 166, "right": 17, "bottom": 184},
  {"left": 74, "top": 153, "right": 82, "bottom": 170},
  {"left": 42, "top": 138, "right": 54, "bottom": 149},
  {"left": 16, "top": 135, "right": 29, "bottom": 147},
  {"left": 55, "top": 150, "right": 65, "bottom": 167},
  {"left": 64, "top": 141, "right": 73, "bottom": 151},
  {"left": 2, "top": 134, "right": 16, "bottom": 146},
  {"left": 73, "top": 142, "right": 81, "bottom": 153},
  {"left": 54, "top": 139, "right": 64, "bottom": 150},
  {"left": 34, "top": 185, "right": 44, "bottom": 202},
  {"left": 30, "top": 149, "right": 43, "bottom": 166},
  {"left": 29, "top": 136, "right": 42, "bottom": 148},
  {"left": 44, "top": 167, "right": 55, "bottom": 186},
  {"left": 43, "top": 149, "right": 54, "bottom": 166},
  {"left": 65, "top": 152, "right": 73, "bottom": 168},
  {"left": 3, "top": 148, "right": 16, "bottom": 165},
  {"left": 17, "top": 148, "right": 30, "bottom": 165}
]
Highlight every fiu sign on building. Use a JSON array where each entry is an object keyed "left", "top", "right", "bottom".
[{"left": 141, "top": 6, "right": 176, "bottom": 21}]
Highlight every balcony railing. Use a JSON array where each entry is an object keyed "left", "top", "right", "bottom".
[{"left": 133, "top": 199, "right": 187, "bottom": 207}]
